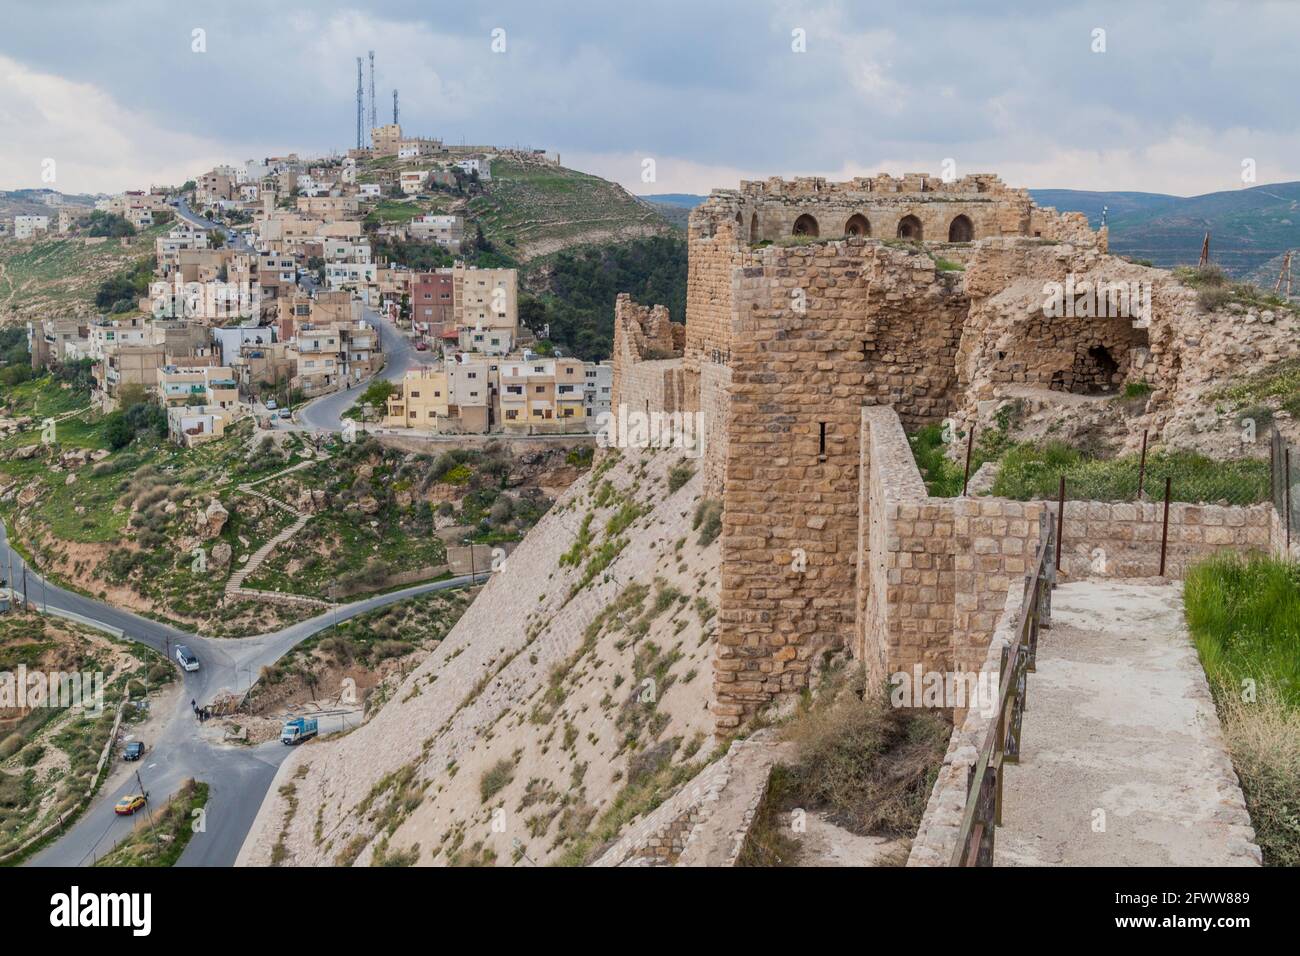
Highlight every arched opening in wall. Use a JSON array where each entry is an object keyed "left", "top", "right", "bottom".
[
  {"left": 792, "top": 214, "right": 820, "bottom": 237},
  {"left": 844, "top": 213, "right": 871, "bottom": 237},
  {"left": 897, "top": 215, "right": 923, "bottom": 241},
  {"left": 947, "top": 214, "right": 974, "bottom": 242},
  {"left": 734, "top": 212, "right": 744, "bottom": 240},
  {"left": 750, "top": 212, "right": 760, "bottom": 241}
]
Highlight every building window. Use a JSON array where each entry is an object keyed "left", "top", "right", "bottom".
[{"left": 818, "top": 422, "right": 828, "bottom": 460}]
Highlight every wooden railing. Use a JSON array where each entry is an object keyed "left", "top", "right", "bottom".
[{"left": 950, "top": 522, "right": 1055, "bottom": 866}]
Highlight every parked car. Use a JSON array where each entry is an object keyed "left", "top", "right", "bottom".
[
  {"left": 175, "top": 644, "right": 200, "bottom": 672},
  {"left": 114, "top": 793, "right": 147, "bottom": 816},
  {"left": 123, "top": 741, "right": 145, "bottom": 761},
  {"left": 278, "top": 407, "right": 291, "bottom": 419},
  {"left": 265, "top": 398, "right": 278, "bottom": 410}
]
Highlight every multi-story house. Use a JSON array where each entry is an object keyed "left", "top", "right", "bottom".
[
  {"left": 408, "top": 215, "right": 463, "bottom": 250},
  {"left": 383, "top": 367, "right": 450, "bottom": 428},
  {"left": 412, "top": 271, "right": 454, "bottom": 338},
  {"left": 14, "top": 216, "right": 50, "bottom": 240},
  {"left": 156, "top": 365, "right": 238, "bottom": 410},
  {"left": 583, "top": 361, "right": 613, "bottom": 420}
]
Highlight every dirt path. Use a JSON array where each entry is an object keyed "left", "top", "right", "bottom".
[{"left": 995, "top": 579, "right": 1260, "bottom": 866}]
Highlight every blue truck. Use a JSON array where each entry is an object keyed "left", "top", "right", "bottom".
[{"left": 280, "top": 717, "right": 318, "bottom": 745}]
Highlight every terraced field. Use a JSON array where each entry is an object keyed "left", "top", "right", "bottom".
[{"left": 468, "top": 159, "right": 672, "bottom": 262}]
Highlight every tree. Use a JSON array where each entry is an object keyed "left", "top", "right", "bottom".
[{"left": 207, "top": 229, "right": 226, "bottom": 249}]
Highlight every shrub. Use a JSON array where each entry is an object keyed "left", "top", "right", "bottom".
[
  {"left": 693, "top": 499, "right": 722, "bottom": 546},
  {"left": 479, "top": 759, "right": 515, "bottom": 803},
  {"left": 667, "top": 463, "right": 695, "bottom": 494},
  {"left": 0, "top": 733, "right": 24, "bottom": 760}
]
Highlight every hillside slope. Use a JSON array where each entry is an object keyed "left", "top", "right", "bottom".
[
  {"left": 0, "top": 225, "right": 166, "bottom": 321},
  {"left": 470, "top": 159, "right": 673, "bottom": 262},
  {"left": 238, "top": 447, "right": 723, "bottom": 867}
]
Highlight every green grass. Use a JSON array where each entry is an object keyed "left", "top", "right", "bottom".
[
  {"left": 1185, "top": 555, "right": 1300, "bottom": 707},
  {"left": 1184, "top": 554, "right": 1300, "bottom": 865},
  {"left": 990, "top": 443, "right": 1268, "bottom": 504}
]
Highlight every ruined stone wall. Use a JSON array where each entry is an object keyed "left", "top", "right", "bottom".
[
  {"left": 610, "top": 292, "right": 686, "bottom": 418},
  {"left": 693, "top": 173, "right": 1095, "bottom": 246},
  {"left": 957, "top": 240, "right": 1173, "bottom": 414}
]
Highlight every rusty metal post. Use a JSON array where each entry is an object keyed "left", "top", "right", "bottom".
[
  {"left": 1055, "top": 476, "right": 1065, "bottom": 572},
  {"left": 1136, "top": 429, "right": 1148, "bottom": 500},
  {"left": 961, "top": 425, "right": 976, "bottom": 497},
  {"left": 1279, "top": 450, "right": 1289, "bottom": 548},
  {"left": 1159, "top": 476, "right": 1172, "bottom": 577}
]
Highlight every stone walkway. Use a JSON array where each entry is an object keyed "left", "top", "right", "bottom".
[{"left": 995, "top": 580, "right": 1260, "bottom": 866}]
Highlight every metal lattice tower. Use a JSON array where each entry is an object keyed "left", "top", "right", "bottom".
[
  {"left": 355, "top": 57, "right": 364, "bottom": 150},
  {"left": 392, "top": 89, "right": 399, "bottom": 125},
  {"left": 368, "top": 51, "right": 377, "bottom": 132}
]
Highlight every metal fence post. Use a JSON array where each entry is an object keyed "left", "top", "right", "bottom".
[
  {"left": 961, "top": 426, "right": 976, "bottom": 497},
  {"left": 1279, "top": 450, "right": 1289, "bottom": 554},
  {"left": 1159, "top": 476, "right": 1172, "bottom": 577},
  {"left": 1055, "top": 476, "right": 1065, "bottom": 572}
]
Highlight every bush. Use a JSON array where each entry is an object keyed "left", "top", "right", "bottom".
[
  {"left": 479, "top": 759, "right": 515, "bottom": 803},
  {"left": 667, "top": 463, "right": 695, "bottom": 494},
  {"left": 0, "top": 733, "right": 24, "bottom": 760},
  {"left": 1198, "top": 286, "right": 1233, "bottom": 312},
  {"left": 693, "top": 499, "right": 722, "bottom": 546}
]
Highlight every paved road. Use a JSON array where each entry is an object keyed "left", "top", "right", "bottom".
[
  {"left": 296, "top": 307, "right": 434, "bottom": 433},
  {"left": 173, "top": 197, "right": 251, "bottom": 251},
  {"left": 1, "top": 520, "right": 487, "bottom": 866}
]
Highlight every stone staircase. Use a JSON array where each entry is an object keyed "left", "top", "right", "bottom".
[{"left": 223, "top": 456, "right": 334, "bottom": 608}]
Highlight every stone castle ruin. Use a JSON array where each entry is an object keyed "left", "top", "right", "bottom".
[{"left": 611, "top": 173, "right": 1288, "bottom": 733}]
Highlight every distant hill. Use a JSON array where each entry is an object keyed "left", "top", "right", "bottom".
[
  {"left": 1033, "top": 182, "right": 1300, "bottom": 278},
  {"left": 467, "top": 159, "right": 674, "bottom": 262},
  {"left": 638, "top": 194, "right": 707, "bottom": 208}
]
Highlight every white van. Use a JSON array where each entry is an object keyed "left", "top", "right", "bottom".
[{"left": 175, "top": 645, "right": 200, "bottom": 672}]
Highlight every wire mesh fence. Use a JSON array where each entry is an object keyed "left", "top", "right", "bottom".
[{"left": 968, "top": 428, "right": 1272, "bottom": 506}]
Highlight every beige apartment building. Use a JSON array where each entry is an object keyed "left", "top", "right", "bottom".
[
  {"left": 93, "top": 344, "right": 165, "bottom": 409},
  {"left": 383, "top": 367, "right": 450, "bottom": 427},
  {"left": 157, "top": 365, "right": 238, "bottom": 410}
]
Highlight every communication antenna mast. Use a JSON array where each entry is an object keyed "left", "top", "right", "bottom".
[
  {"left": 393, "top": 89, "right": 399, "bottom": 125},
  {"left": 368, "top": 51, "right": 377, "bottom": 132},
  {"left": 355, "top": 57, "right": 364, "bottom": 150}
]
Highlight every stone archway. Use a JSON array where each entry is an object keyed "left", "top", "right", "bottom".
[
  {"left": 844, "top": 213, "right": 871, "bottom": 238},
  {"left": 792, "top": 214, "right": 820, "bottom": 237},
  {"left": 750, "top": 212, "right": 760, "bottom": 241},
  {"left": 897, "top": 215, "right": 923, "bottom": 241},
  {"left": 948, "top": 214, "right": 974, "bottom": 242}
]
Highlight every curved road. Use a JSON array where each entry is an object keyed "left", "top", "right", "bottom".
[
  {"left": 1, "top": 520, "right": 486, "bottom": 866},
  {"left": 296, "top": 307, "right": 435, "bottom": 433}
]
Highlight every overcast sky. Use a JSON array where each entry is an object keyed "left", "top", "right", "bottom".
[{"left": 2, "top": 0, "right": 1297, "bottom": 197}]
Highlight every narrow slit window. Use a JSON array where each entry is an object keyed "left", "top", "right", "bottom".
[{"left": 818, "top": 422, "right": 827, "bottom": 459}]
